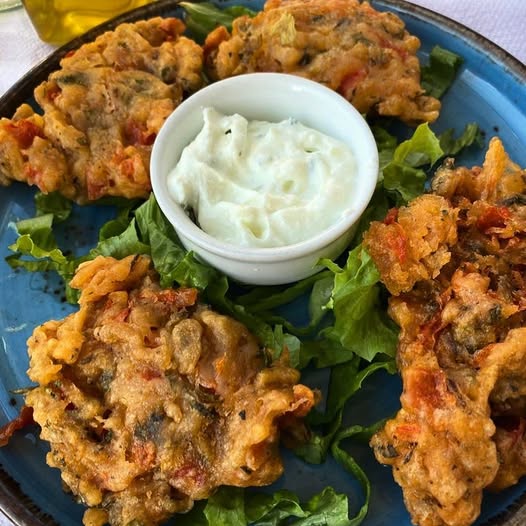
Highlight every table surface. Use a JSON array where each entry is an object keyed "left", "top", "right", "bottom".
[{"left": 0, "top": 0, "right": 525, "bottom": 525}]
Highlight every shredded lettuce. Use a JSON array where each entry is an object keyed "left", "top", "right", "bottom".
[
  {"left": 34, "top": 191, "right": 72, "bottom": 222},
  {"left": 440, "top": 122, "right": 484, "bottom": 156},
  {"left": 180, "top": 2, "right": 257, "bottom": 42},
  {"left": 178, "top": 486, "right": 353, "bottom": 526},
  {"left": 329, "top": 419, "right": 390, "bottom": 526},
  {"left": 7, "top": 211, "right": 81, "bottom": 303},
  {"left": 296, "top": 358, "right": 396, "bottom": 463},
  {"left": 134, "top": 195, "right": 218, "bottom": 289},
  {"left": 421, "top": 45, "right": 464, "bottom": 98},
  {"left": 381, "top": 123, "right": 442, "bottom": 203},
  {"left": 320, "top": 246, "right": 398, "bottom": 363}
]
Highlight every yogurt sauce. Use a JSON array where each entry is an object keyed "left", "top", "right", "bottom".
[{"left": 167, "top": 107, "right": 358, "bottom": 248}]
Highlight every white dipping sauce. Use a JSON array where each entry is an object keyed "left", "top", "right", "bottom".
[{"left": 167, "top": 107, "right": 357, "bottom": 248}]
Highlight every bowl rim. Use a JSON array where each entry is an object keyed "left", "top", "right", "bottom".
[{"left": 151, "top": 72, "right": 379, "bottom": 263}]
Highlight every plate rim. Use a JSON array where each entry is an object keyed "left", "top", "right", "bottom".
[{"left": 0, "top": 1, "right": 525, "bottom": 525}]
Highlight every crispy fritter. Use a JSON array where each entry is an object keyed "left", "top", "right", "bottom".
[
  {"left": 25, "top": 255, "right": 315, "bottom": 526},
  {"left": 432, "top": 137, "right": 526, "bottom": 266},
  {"left": 0, "top": 18, "right": 203, "bottom": 203},
  {"left": 363, "top": 194, "right": 458, "bottom": 295},
  {"left": 368, "top": 138, "right": 526, "bottom": 526},
  {"left": 204, "top": 0, "right": 440, "bottom": 124},
  {"left": 432, "top": 137, "right": 526, "bottom": 205}
]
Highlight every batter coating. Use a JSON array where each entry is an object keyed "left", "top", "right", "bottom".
[
  {"left": 366, "top": 138, "right": 526, "bottom": 526},
  {"left": 25, "top": 255, "right": 315, "bottom": 526},
  {"left": 0, "top": 18, "right": 204, "bottom": 203},
  {"left": 204, "top": 0, "right": 441, "bottom": 124}
]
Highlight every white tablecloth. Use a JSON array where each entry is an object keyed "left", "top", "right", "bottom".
[
  {"left": 0, "top": 0, "right": 525, "bottom": 97},
  {"left": 0, "top": 0, "right": 524, "bottom": 525}
]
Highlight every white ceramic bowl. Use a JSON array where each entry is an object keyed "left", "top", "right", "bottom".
[{"left": 150, "top": 73, "right": 378, "bottom": 285}]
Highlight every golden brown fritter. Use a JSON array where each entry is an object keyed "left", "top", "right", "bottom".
[
  {"left": 363, "top": 194, "right": 458, "bottom": 295},
  {"left": 432, "top": 137, "right": 526, "bottom": 266},
  {"left": 25, "top": 255, "right": 315, "bottom": 526},
  {"left": 0, "top": 18, "right": 204, "bottom": 203},
  {"left": 368, "top": 138, "right": 526, "bottom": 526},
  {"left": 204, "top": 0, "right": 440, "bottom": 124},
  {"left": 432, "top": 137, "right": 526, "bottom": 205}
]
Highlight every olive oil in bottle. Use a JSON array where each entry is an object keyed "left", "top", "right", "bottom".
[{"left": 22, "top": 0, "right": 153, "bottom": 45}]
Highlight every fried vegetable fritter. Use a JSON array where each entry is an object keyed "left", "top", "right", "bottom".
[
  {"left": 366, "top": 138, "right": 526, "bottom": 526},
  {"left": 0, "top": 17, "right": 203, "bottom": 203},
  {"left": 363, "top": 194, "right": 458, "bottom": 295},
  {"left": 204, "top": 0, "right": 440, "bottom": 124},
  {"left": 25, "top": 255, "right": 316, "bottom": 526}
]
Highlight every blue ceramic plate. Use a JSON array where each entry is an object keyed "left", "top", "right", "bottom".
[{"left": 0, "top": 1, "right": 525, "bottom": 525}]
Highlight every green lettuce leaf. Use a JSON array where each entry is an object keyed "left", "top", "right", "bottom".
[
  {"left": 372, "top": 126, "right": 398, "bottom": 177},
  {"left": 180, "top": 486, "right": 354, "bottom": 526},
  {"left": 375, "top": 122, "right": 481, "bottom": 207},
  {"left": 392, "top": 123, "right": 444, "bottom": 167},
  {"left": 11, "top": 213, "right": 60, "bottom": 252},
  {"left": 381, "top": 123, "right": 443, "bottom": 204},
  {"left": 382, "top": 162, "right": 427, "bottom": 205},
  {"left": 95, "top": 199, "right": 142, "bottom": 240},
  {"left": 204, "top": 487, "right": 246, "bottom": 525},
  {"left": 299, "top": 338, "right": 354, "bottom": 370},
  {"left": 294, "top": 409, "right": 344, "bottom": 465},
  {"left": 7, "top": 213, "right": 81, "bottom": 302},
  {"left": 180, "top": 2, "right": 256, "bottom": 42},
  {"left": 320, "top": 245, "right": 399, "bottom": 363},
  {"left": 236, "top": 270, "right": 331, "bottom": 314},
  {"left": 296, "top": 358, "right": 396, "bottom": 463},
  {"left": 439, "top": 122, "right": 483, "bottom": 156},
  {"left": 88, "top": 217, "right": 150, "bottom": 260},
  {"left": 134, "top": 194, "right": 218, "bottom": 289},
  {"left": 323, "top": 358, "right": 397, "bottom": 425},
  {"left": 421, "top": 45, "right": 463, "bottom": 98},
  {"left": 34, "top": 192, "right": 72, "bottom": 222},
  {"left": 294, "top": 411, "right": 394, "bottom": 525},
  {"left": 329, "top": 419, "right": 390, "bottom": 526}
]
